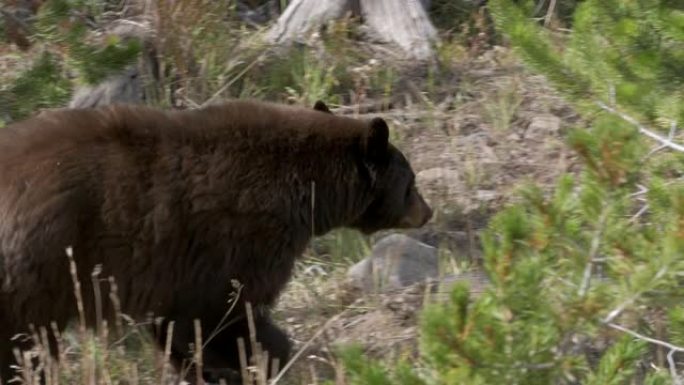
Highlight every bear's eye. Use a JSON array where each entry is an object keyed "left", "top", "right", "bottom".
[
  {"left": 404, "top": 183, "right": 413, "bottom": 202},
  {"left": 404, "top": 175, "right": 416, "bottom": 201}
]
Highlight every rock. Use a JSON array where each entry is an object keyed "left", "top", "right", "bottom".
[
  {"left": 527, "top": 115, "right": 561, "bottom": 136},
  {"left": 406, "top": 227, "right": 482, "bottom": 263},
  {"left": 69, "top": 67, "right": 143, "bottom": 108},
  {"left": 347, "top": 234, "right": 439, "bottom": 293},
  {"left": 68, "top": 15, "right": 156, "bottom": 109},
  {"left": 476, "top": 189, "right": 497, "bottom": 202},
  {"left": 346, "top": 258, "right": 371, "bottom": 283}
]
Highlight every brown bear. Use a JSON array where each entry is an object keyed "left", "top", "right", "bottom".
[{"left": 0, "top": 99, "right": 432, "bottom": 383}]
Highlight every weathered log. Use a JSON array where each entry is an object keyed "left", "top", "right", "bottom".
[
  {"left": 265, "top": 0, "right": 359, "bottom": 44},
  {"left": 265, "top": 0, "right": 438, "bottom": 61},
  {"left": 361, "top": 0, "right": 437, "bottom": 61}
]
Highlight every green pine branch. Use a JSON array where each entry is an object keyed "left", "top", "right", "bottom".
[{"left": 1, "top": 0, "right": 141, "bottom": 122}]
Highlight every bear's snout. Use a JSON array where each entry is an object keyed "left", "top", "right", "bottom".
[{"left": 399, "top": 192, "right": 433, "bottom": 228}]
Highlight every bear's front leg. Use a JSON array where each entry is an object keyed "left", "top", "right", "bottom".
[
  {"left": 154, "top": 311, "right": 290, "bottom": 384},
  {"left": 201, "top": 311, "right": 291, "bottom": 383}
]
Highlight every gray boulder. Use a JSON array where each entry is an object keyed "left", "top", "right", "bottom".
[
  {"left": 69, "top": 67, "right": 143, "bottom": 108},
  {"left": 347, "top": 233, "right": 439, "bottom": 293}
]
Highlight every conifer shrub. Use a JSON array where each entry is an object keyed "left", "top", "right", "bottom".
[
  {"left": 341, "top": 1, "right": 684, "bottom": 384},
  {"left": 0, "top": 0, "right": 140, "bottom": 123}
]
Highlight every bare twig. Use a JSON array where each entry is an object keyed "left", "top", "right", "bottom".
[
  {"left": 203, "top": 280, "right": 243, "bottom": 348},
  {"left": 602, "top": 295, "right": 639, "bottom": 325},
  {"left": 501, "top": 361, "right": 557, "bottom": 370},
  {"left": 578, "top": 208, "right": 608, "bottom": 297},
  {"left": 270, "top": 309, "right": 350, "bottom": 384},
  {"left": 628, "top": 204, "right": 649, "bottom": 224},
  {"left": 201, "top": 50, "right": 271, "bottom": 108},
  {"left": 544, "top": 0, "right": 557, "bottom": 27},
  {"left": 607, "top": 322, "right": 684, "bottom": 352},
  {"left": 597, "top": 102, "right": 684, "bottom": 152},
  {"left": 607, "top": 322, "right": 684, "bottom": 384},
  {"left": 330, "top": 100, "right": 394, "bottom": 115},
  {"left": 643, "top": 120, "right": 679, "bottom": 161},
  {"left": 602, "top": 266, "right": 667, "bottom": 324},
  {"left": 628, "top": 184, "right": 649, "bottom": 198},
  {"left": 533, "top": 0, "right": 548, "bottom": 16},
  {"left": 668, "top": 350, "right": 683, "bottom": 385}
]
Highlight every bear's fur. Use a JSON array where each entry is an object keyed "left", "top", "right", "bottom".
[{"left": 0, "top": 99, "right": 432, "bottom": 382}]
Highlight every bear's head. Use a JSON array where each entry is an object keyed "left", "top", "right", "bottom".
[{"left": 313, "top": 101, "right": 433, "bottom": 234}]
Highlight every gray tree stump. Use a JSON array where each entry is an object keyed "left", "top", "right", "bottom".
[
  {"left": 266, "top": 0, "right": 437, "bottom": 61},
  {"left": 266, "top": 0, "right": 358, "bottom": 43}
]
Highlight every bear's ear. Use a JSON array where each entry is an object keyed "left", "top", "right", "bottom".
[
  {"left": 313, "top": 100, "right": 332, "bottom": 114},
  {"left": 366, "top": 117, "right": 390, "bottom": 160}
]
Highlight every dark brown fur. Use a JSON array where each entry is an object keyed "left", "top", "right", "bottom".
[{"left": 0, "top": 100, "right": 432, "bottom": 382}]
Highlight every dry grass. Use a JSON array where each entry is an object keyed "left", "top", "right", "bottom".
[
  {"left": 8, "top": 248, "right": 162, "bottom": 385},
  {"left": 6, "top": 248, "right": 293, "bottom": 385}
]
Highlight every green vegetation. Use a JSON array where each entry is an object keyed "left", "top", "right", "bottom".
[
  {"left": 1, "top": 51, "right": 71, "bottom": 120},
  {"left": 342, "top": 1, "right": 684, "bottom": 384},
  {"left": 0, "top": 0, "right": 140, "bottom": 122}
]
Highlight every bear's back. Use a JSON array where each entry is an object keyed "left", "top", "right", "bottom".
[
  {"left": 0, "top": 100, "right": 368, "bottom": 163},
  {"left": 0, "top": 100, "right": 370, "bottom": 263}
]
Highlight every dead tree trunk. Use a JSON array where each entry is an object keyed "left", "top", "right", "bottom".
[
  {"left": 361, "top": 0, "right": 436, "bottom": 61},
  {"left": 266, "top": 0, "right": 359, "bottom": 43},
  {"left": 265, "top": 0, "right": 438, "bottom": 61}
]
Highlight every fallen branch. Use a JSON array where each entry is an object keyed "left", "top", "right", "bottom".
[
  {"left": 669, "top": 350, "right": 682, "bottom": 385},
  {"left": 643, "top": 120, "right": 679, "bottom": 160},
  {"left": 627, "top": 203, "right": 649, "bottom": 224},
  {"left": 271, "top": 308, "right": 351, "bottom": 383},
  {"left": 330, "top": 100, "right": 395, "bottom": 115},
  {"left": 606, "top": 322, "right": 683, "bottom": 384},
  {"left": 596, "top": 102, "right": 684, "bottom": 152},
  {"left": 601, "top": 266, "right": 667, "bottom": 324},
  {"left": 578, "top": 208, "right": 608, "bottom": 297},
  {"left": 201, "top": 50, "right": 271, "bottom": 108}
]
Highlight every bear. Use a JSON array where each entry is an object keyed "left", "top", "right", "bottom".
[{"left": 0, "top": 99, "right": 433, "bottom": 383}]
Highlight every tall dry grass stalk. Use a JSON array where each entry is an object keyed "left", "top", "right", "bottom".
[
  {"left": 66, "top": 246, "right": 93, "bottom": 384},
  {"left": 193, "top": 320, "right": 204, "bottom": 385},
  {"left": 10, "top": 248, "right": 331, "bottom": 385},
  {"left": 160, "top": 321, "right": 174, "bottom": 385}
]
